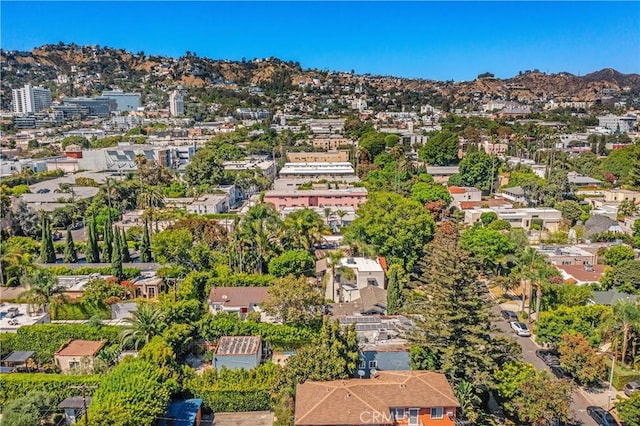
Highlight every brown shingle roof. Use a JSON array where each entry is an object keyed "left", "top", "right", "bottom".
[
  {"left": 55, "top": 340, "right": 106, "bottom": 357},
  {"left": 294, "top": 371, "right": 459, "bottom": 425},
  {"left": 209, "top": 287, "right": 269, "bottom": 308}
]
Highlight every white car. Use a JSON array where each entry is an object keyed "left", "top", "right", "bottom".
[{"left": 510, "top": 321, "right": 531, "bottom": 337}]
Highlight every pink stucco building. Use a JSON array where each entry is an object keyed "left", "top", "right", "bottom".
[{"left": 264, "top": 188, "right": 368, "bottom": 211}]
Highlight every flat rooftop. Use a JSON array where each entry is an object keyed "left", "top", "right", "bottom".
[
  {"left": 341, "top": 257, "right": 384, "bottom": 273},
  {"left": 0, "top": 304, "right": 50, "bottom": 332},
  {"left": 215, "top": 336, "right": 261, "bottom": 356},
  {"left": 279, "top": 162, "right": 355, "bottom": 175},
  {"left": 265, "top": 188, "right": 367, "bottom": 197}
]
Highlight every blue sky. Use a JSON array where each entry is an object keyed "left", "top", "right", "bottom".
[{"left": 1, "top": 1, "right": 639, "bottom": 81}]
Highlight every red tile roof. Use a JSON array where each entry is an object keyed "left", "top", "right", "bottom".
[
  {"left": 556, "top": 264, "right": 606, "bottom": 283},
  {"left": 55, "top": 340, "right": 106, "bottom": 357},
  {"left": 295, "top": 371, "right": 459, "bottom": 425},
  {"left": 209, "top": 287, "right": 269, "bottom": 308},
  {"left": 448, "top": 186, "right": 466, "bottom": 194}
]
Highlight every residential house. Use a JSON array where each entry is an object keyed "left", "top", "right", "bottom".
[
  {"left": 357, "top": 343, "right": 411, "bottom": 378},
  {"left": 264, "top": 188, "right": 367, "bottom": 211},
  {"left": 537, "top": 244, "right": 598, "bottom": 266},
  {"left": 330, "top": 286, "right": 387, "bottom": 315},
  {"left": 448, "top": 186, "right": 481, "bottom": 208},
  {"left": 213, "top": 336, "right": 262, "bottom": 372},
  {"left": 1, "top": 351, "right": 35, "bottom": 372},
  {"left": 208, "top": 287, "right": 269, "bottom": 316},
  {"left": 294, "top": 370, "right": 460, "bottom": 426},
  {"left": 567, "top": 172, "right": 602, "bottom": 187},
  {"left": 605, "top": 189, "right": 640, "bottom": 204},
  {"left": 0, "top": 303, "right": 51, "bottom": 333},
  {"left": 222, "top": 157, "right": 276, "bottom": 181},
  {"left": 54, "top": 340, "right": 106, "bottom": 374},
  {"left": 185, "top": 194, "right": 229, "bottom": 215},
  {"left": 556, "top": 264, "right": 606, "bottom": 285},
  {"left": 498, "top": 186, "right": 528, "bottom": 205},
  {"left": 130, "top": 275, "right": 163, "bottom": 299},
  {"left": 464, "top": 208, "right": 562, "bottom": 231},
  {"left": 426, "top": 166, "right": 459, "bottom": 184}
]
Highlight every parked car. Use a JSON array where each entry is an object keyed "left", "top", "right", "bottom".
[
  {"left": 624, "top": 380, "right": 640, "bottom": 397},
  {"left": 550, "top": 366, "right": 572, "bottom": 380},
  {"left": 6, "top": 307, "right": 19, "bottom": 319},
  {"left": 501, "top": 310, "right": 518, "bottom": 322},
  {"left": 536, "top": 349, "right": 561, "bottom": 367},
  {"left": 586, "top": 406, "right": 619, "bottom": 426},
  {"left": 510, "top": 321, "right": 531, "bottom": 337},
  {"left": 36, "top": 188, "right": 50, "bottom": 194}
]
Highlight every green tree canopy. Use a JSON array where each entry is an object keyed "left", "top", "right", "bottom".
[
  {"left": 262, "top": 275, "right": 324, "bottom": 325},
  {"left": 183, "top": 148, "right": 224, "bottom": 190},
  {"left": 418, "top": 130, "right": 459, "bottom": 166},
  {"left": 344, "top": 192, "right": 435, "bottom": 271},
  {"left": 604, "top": 245, "right": 637, "bottom": 266},
  {"left": 456, "top": 151, "right": 500, "bottom": 192},
  {"left": 602, "top": 260, "right": 640, "bottom": 294},
  {"left": 268, "top": 249, "right": 316, "bottom": 278},
  {"left": 410, "top": 182, "right": 452, "bottom": 205}
]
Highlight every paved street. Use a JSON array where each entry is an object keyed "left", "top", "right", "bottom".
[{"left": 489, "top": 300, "right": 598, "bottom": 425}]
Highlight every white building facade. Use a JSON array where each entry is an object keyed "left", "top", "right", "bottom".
[{"left": 12, "top": 84, "right": 52, "bottom": 114}]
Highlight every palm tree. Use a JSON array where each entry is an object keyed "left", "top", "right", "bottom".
[
  {"left": 0, "top": 243, "right": 34, "bottom": 286},
  {"left": 18, "top": 269, "right": 65, "bottom": 314},
  {"left": 335, "top": 209, "right": 347, "bottom": 228},
  {"left": 326, "top": 250, "right": 344, "bottom": 302},
  {"left": 323, "top": 207, "right": 332, "bottom": 227},
  {"left": 454, "top": 381, "right": 481, "bottom": 423},
  {"left": 604, "top": 301, "right": 640, "bottom": 365},
  {"left": 237, "top": 203, "right": 283, "bottom": 273},
  {"left": 119, "top": 304, "right": 167, "bottom": 350},
  {"left": 283, "top": 208, "right": 328, "bottom": 251}
]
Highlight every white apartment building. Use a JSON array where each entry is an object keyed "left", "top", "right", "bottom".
[
  {"left": 465, "top": 207, "right": 562, "bottom": 231},
  {"left": 12, "top": 84, "right": 52, "bottom": 114},
  {"left": 598, "top": 114, "right": 638, "bottom": 133},
  {"left": 101, "top": 90, "right": 141, "bottom": 112},
  {"left": 169, "top": 91, "right": 184, "bottom": 116}
]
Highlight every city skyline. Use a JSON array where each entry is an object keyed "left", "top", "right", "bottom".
[{"left": 1, "top": 1, "right": 639, "bottom": 81}]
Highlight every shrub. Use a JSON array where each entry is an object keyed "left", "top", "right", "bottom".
[
  {"left": 185, "top": 363, "right": 280, "bottom": 412},
  {"left": 0, "top": 324, "right": 120, "bottom": 365},
  {"left": 0, "top": 373, "right": 101, "bottom": 408},
  {"left": 50, "top": 301, "right": 111, "bottom": 320}
]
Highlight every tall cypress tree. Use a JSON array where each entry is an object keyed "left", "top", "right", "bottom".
[
  {"left": 63, "top": 228, "right": 78, "bottom": 263},
  {"left": 140, "top": 220, "right": 152, "bottom": 263},
  {"left": 111, "top": 225, "right": 123, "bottom": 281},
  {"left": 120, "top": 227, "right": 132, "bottom": 263},
  {"left": 85, "top": 216, "right": 100, "bottom": 263},
  {"left": 386, "top": 264, "right": 406, "bottom": 315},
  {"left": 102, "top": 216, "right": 113, "bottom": 263},
  {"left": 40, "top": 215, "right": 56, "bottom": 263},
  {"left": 410, "top": 221, "right": 517, "bottom": 386}
]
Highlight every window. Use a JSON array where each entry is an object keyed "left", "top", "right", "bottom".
[
  {"left": 148, "top": 287, "right": 155, "bottom": 298},
  {"left": 368, "top": 360, "right": 377, "bottom": 369},
  {"left": 430, "top": 407, "right": 443, "bottom": 419},
  {"left": 359, "top": 360, "right": 366, "bottom": 368},
  {"left": 408, "top": 408, "right": 419, "bottom": 426},
  {"left": 69, "top": 361, "right": 80, "bottom": 370},
  {"left": 390, "top": 408, "right": 405, "bottom": 420}
]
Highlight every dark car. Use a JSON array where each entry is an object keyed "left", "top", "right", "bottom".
[
  {"left": 36, "top": 188, "right": 50, "bottom": 194},
  {"left": 624, "top": 380, "right": 640, "bottom": 397},
  {"left": 536, "top": 349, "right": 561, "bottom": 367},
  {"left": 500, "top": 310, "right": 518, "bottom": 322},
  {"left": 587, "top": 406, "right": 619, "bottom": 426},
  {"left": 550, "top": 366, "right": 572, "bottom": 380}
]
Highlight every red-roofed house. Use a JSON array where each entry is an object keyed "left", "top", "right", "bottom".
[
  {"left": 295, "top": 370, "right": 459, "bottom": 425},
  {"left": 448, "top": 186, "right": 481, "bottom": 208},
  {"left": 54, "top": 340, "right": 106, "bottom": 374}
]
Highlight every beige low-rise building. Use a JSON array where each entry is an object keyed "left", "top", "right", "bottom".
[
  {"left": 286, "top": 150, "right": 349, "bottom": 163},
  {"left": 54, "top": 340, "right": 106, "bottom": 374},
  {"left": 464, "top": 208, "right": 562, "bottom": 231}
]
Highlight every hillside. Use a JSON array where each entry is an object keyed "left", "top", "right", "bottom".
[{"left": 2, "top": 43, "right": 640, "bottom": 110}]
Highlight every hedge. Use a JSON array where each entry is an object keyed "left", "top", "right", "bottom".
[
  {"left": 0, "top": 373, "right": 101, "bottom": 408},
  {"left": 0, "top": 323, "right": 120, "bottom": 365},
  {"left": 43, "top": 265, "right": 140, "bottom": 279},
  {"left": 613, "top": 367, "right": 640, "bottom": 390},
  {"left": 185, "top": 364, "right": 279, "bottom": 412},
  {"left": 50, "top": 301, "right": 111, "bottom": 320}
]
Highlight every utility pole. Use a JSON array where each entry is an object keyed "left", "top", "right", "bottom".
[{"left": 70, "top": 384, "right": 98, "bottom": 426}]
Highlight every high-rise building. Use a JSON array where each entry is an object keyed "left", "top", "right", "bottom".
[
  {"left": 101, "top": 90, "right": 141, "bottom": 112},
  {"left": 11, "top": 84, "right": 52, "bottom": 114},
  {"left": 169, "top": 90, "right": 184, "bottom": 116}
]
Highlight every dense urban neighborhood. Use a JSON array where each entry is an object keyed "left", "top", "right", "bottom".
[{"left": 1, "top": 43, "right": 640, "bottom": 426}]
